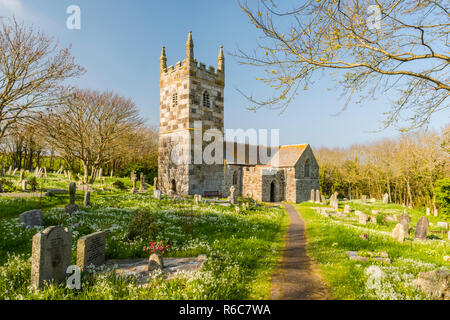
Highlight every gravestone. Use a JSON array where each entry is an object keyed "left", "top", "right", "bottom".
[
  {"left": 383, "top": 193, "right": 389, "bottom": 204},
  {"left": 7, "top": 166, "right": 12, "bottom": 175},
  {"left": 65, "top": 182, "right": 79, "bottom": 214},
  {"left": 310, "top": 189, "right": 315, "bottom": 202},
  {"left": 437, "top": 222, "right": 449, "bottom": 232},
  {"left": 154, "top": 189, "right": 161, "bottom": 200},
  {"left": 19, "top": 209, "right": 44, "bottom": 228},
  {"left": 434, "top": 209, "right": 438, "bottom": 217},
  {"left": 370, "top": 216, "right": 377, "bottom": 224},
  {"left": 21, "top": 180, "right": 27, "bottom": 191},
  {"left": 426, "top": 207, "right": 430, "bottom": 216},
  {"left": 84, "top": 191, "right": 91, "bottom": 207},
  {"left": 12, "top": 168, "right": 17, "bottom": 176},
  {"left": 139, "top": 173, "right": 145, "bottom": 192},
  {"left": 415, "top": 217, "right": 429, "bottom": 240},
  {"left": 31, "top": 226, "right": 72, "bottom": 289},
  {"left": 315, "top": 190, "right": 320, "bottom": 204},
  {"left": 361, "top": 195, "right": 367, "bottom": 203},
  {"left": 358, "top": 212, "right": 369, "bottom": 225},
  {"left": 44, "top": 167, "right": 47, "bottom": 178},
  {"left": 76, "top": 231, "right": 106, "bottom": 270},
  {"left": 194, "top": 194, "right": 199, "bottom": 204},
  {"left": 344, "top": 205, "right": 351, "bottom": 214},
  {"left": 398, "top": 213, "right": 411, "bottom": 234},
  {"left": 392, "top": 224, "right": 406, "bottom": 243},
  {"left": 229, "top": 186, "right": 237, "bottom": 204},
  {"left": 130, "top": 172, "right": 137, "bottom": 193},
  {"left": 148, "top": 253, "right": 163, "bottom": 271}
]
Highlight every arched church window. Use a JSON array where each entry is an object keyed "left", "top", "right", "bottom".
[
  {"left": 305, "top": 159, "right": 310, "bottom": 178},
  {"left": 232, "top": 171, "right": 238, "bottom": 185},
  {"left": 202, "top": 91, "right": 210, "bottom": 108},
  {"left": 172, "top": 93, "right": 178, "bottom": 108}
]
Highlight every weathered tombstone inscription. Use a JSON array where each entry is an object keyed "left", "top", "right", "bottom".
[
  {"left": 31, "top": 226, "right": 72, "bottom": 289},
  {"left": 415, "top": 217, "right": 429, "bottom": 240},
  {"left": 76, "top": 231, "right": 106, "bottom": 270},
  {"left": 19, "top": 209, "right": 44, "bottom": 228}
]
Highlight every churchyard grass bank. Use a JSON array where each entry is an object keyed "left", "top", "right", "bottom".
[
  {"left": 0, "top": 175, "right": 288, "bottom": 300},
  {"left": 296, "top": 201, "right": 449, "bottom": 300}
]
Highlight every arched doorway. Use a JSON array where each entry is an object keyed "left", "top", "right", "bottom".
[
  {"left": 171, "top": 179, "right": 176, "bottom": 193},
  {"left": 270, "top": 181, "right": 276, "bottom": 202}
]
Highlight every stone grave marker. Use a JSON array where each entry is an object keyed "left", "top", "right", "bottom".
[
  {"left": 19, "top": 209, "right": 44, "bottom": 228},
  {"left": 310, "top": 189, "right": 315, "bottom": 202},
  {"left": 21, "top": 180, "right": 27, "bottom": 191},
  {"left": 139, "top": 173, "right": 145, "bottom": 192},
  {"left": 31, "top": 226, "right": 72, "bottom": 289},
  {"left": 437, "top": 222, "right": 449, "bottom": 232},
  {"left": 315, "top": 190, "right": 320, "bottom": 204},
  {"left": 154, "top": 189, "right": 161, "bottom": 200},
  {"left": 383, "top": 193, "right": 389, "bottom": 204},
  {"left": 84, "top": 191, "right": 91, "bottom": 207},
  {"left": 361, "top": 195, "right": 367, "bottom": 204},
  {"left": 426, "top": 207, "right": 430, "bottom": 216},
  {"left": 415, "top": 217, "right": 429, "bottom": 240},
  {"left": 130, "top": 172, "right": 137, "bottom": 193},
  {"left": 229, "top": 186, "right": 237, "bottom": 204},
  {"left": 76, "top": 231, "right": 107, "bottom": 270},
  {"left": 392, "top": 224, "right": 406, "bottom": 242},
  {"left": 65, "top": 182, "right": 79, "bottom": 214},
  {"left": 398, "top": 213, "right": 411, "bottom": 234},
  {"left": 344, "top": 205, "right": 351, "bottom": 214},
  {"left": 358, "top": 212, "right": 369, "bottom": 225}
]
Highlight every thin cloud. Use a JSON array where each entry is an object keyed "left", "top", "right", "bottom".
[{"left": 0, "top": 0, "right": 23, "bottom": 14}]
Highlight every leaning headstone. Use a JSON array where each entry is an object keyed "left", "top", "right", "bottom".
[
  {"left": 315, "top": 190, "right": 320, "bottom": 204},
  {"left": 84, "top": 191, "right": 91, "bottom": 207},
  {"left": 31, "top": 226, "right": 72, "bottom": 289},
  {"left": 383, "top": 193, "right": 389, "bottom": 204},
  {"left": 344, "top": 205, "right": 351, "bottom": 214},
  {"left": 19, "top": 209, "right": 44, "bottom": 228},
  {"left": 310, "top": 189, "right": 315, "bottom": 202},
  {"left": 398, "top": 213, "right": 411, "bottom": 234},
  {"left": 392, "top": 224, "right": 406, "bottom": 243},
  {"left": 65, "top": 182, "right": 79, "bottom": 214},
  {"left": 7, "top": 166, "right": 12, "bottom": 175},
  {"left": 76, "top": 231, "right": 106, "bottom": 270},
  {"left": 12, "top": 168, "right": 17, "bottom": 176},
  {"left": 415, "top": 217, "right": 429, "bottom": 240}
]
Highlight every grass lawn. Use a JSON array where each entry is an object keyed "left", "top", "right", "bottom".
[
  {"left": 0, "top": 174, "right": 289, "bottom": 300},
  {"left": 296, "top": 201, "right": 450, "bottom": 300}
]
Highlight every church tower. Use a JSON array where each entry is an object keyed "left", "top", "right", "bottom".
[{"left": 158, "top": 32, "right": 225, "bottom": 196}]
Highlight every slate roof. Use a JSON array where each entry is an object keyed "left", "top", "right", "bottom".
[{"left": 267, "top": 144, "right": 309, "bottom": 168}]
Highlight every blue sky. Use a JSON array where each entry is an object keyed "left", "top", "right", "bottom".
[{"left": 1, "top": 0, "right": 448, "bottom": 149}]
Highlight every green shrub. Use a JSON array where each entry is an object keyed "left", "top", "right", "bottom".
[
  {"left": 0, "top": 178, "right": 16, "bottom": 193},
  {"left": 112, "top": 180, "right": 126, "bottom": 190},
  {"left": 435, "top": 178, "right": 450, "bottom": 220},
  {"left": 126, "top": 209, "right": 161, "bottom": 241},
  {"left": 28, "top": 177, "right": 39, "bottom": 191}
]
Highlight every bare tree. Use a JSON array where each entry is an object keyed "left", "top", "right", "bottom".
[
  {"left": 0, "top": 17, "right": 84, "bottom": 141},
  {"left": 237, "top": 0, "right": 449, "bottom": 130},
  {"left": 37, "top": 89, "right": 143, "bottom": 184}
]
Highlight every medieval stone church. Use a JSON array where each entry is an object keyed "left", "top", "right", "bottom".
[{"left": 158, "top": 32, "right": 319, "bottom": 203}]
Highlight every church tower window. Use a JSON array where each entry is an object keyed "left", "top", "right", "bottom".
[{"left": 203, "top": 91, "right": 210, "bottom": 108}]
